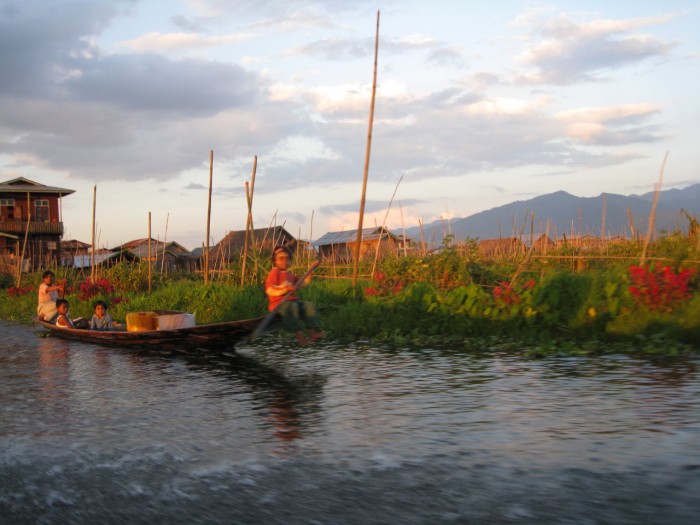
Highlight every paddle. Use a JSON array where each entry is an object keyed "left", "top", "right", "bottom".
[{"left": 249, "top": 259, "right": 321, "bottom": 342}]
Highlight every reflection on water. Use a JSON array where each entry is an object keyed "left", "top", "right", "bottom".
[{"left": 1, "top": 321, "right": 699, "bottom": 524}]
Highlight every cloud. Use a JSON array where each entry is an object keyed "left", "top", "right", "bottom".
[
  {"left": 0, "top": 0, "right": 125, "bottom": 97},
  {"left": 514, "top": 13, "right": 677, "bottom": 84},
  {"left": 285, "top": 34, "right": 451, "bottom": 61},
  {"left": 118, "top": 32, "right": 255, "bottom": 52},
  {"left": 558, "top": 103, "right": 664, "bottom": 145},
  {"left": 319, "top": 198, "right": 424, "bottom": 215},
  {"left": 65, "top": 53, "right": 262, "bottom": 114}
]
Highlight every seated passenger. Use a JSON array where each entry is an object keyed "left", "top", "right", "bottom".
[
  {"left": 37, "top": 270, "right": 65, "bottom": 322},
  {"left": 54, "top": 299, "right": 74, "bottom": 328},
  {"left": 90, "top": 300, "right": 114, "bottom": 331}
]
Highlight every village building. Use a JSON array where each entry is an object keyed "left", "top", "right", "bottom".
[
  {"left": 0, "top": 177, "right": 74, "bottom": 269},
  {"left": 111, "top": 238, "right": 194, "bottom": 271},
  {"left": 212, "top": 226, "right": 300, "bottom": 262},
  {"left": 315, "top": 227, "right": 400, "bottom": 262},
  {"left": 477, "top": 237, "right": 525, "bottom": 259},
  {"left": 556, "top": 234, "right": 605, "bottom": 252},
  {"left": 529, "top": 233, "right": 556, "bottom": 254}
]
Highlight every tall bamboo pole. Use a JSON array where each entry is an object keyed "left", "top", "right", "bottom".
[
  {"left": 91, "top": 185, "right": 96, "bottom": 282},
  {"left": 371, "top": 175, "right": 403, "bottom": 278},
  {"left": 161, "top": 213, "right": 169, "bottom": 274},
  {"left": 241, "top": 156, "right": 257, "bottom": 285},
  {"left": 640, "top": 151, "right": 670, "bottom": 265},
  {"left": 205, "top": 150, "right": 213, "bottom": 284},
  {"left": 352, "top": 10, "right": 380, "bottom": 287},
  {"left": 147, "top": 212, "right": 152, "bottom": 293}
]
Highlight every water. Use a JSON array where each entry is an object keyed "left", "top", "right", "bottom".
[{"left": 1, "top": 320, "right": 699, "bottom": 524}]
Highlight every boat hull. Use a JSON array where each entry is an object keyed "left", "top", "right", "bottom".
[{"left": 36, "top": 315, "right": 269, "bottom": 352}]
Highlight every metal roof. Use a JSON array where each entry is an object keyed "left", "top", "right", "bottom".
[
  {"left": 72, "top": 252, "right": 121, "bottom": 268},
  {"left": 0, "top": 177, "right": 75, "bottom": 196},
  {"left": 315, "top": 227, "right": 398, "bottom": 246}
]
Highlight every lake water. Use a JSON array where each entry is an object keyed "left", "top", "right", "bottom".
[{"left": 1, "top": 320, "right": 699, "bottom": 524}]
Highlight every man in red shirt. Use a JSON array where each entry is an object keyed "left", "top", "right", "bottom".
[{"left": 265, "top": 246, "right": 323, "bottom": 345}]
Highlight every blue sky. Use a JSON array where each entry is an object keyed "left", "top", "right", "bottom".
[{"left": 1, "top": 0, "right": 698, "bottom": 249}]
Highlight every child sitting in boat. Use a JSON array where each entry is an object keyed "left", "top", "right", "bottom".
[
  {"left": 54, "top": 299, "right": 89, "bottom": 329},
  {"left": 90, "top": 300, "right": 114, "bottom": 331},
  {"left": 54, "top": 299, "right": 74, "bottom": 328},
  {"left": 37, "top": 270, "right": 65, "bottom": 322},
  {"left": 265, "top": 245, "right": 324, "bottom": 346}
]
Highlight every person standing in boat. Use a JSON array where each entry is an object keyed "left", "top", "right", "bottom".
[
  {"left": 265, "top": 245, "right": 324, "bottom": 346},
  {"left": 37, "top": 270, "right": 65, "bottom": 322}
]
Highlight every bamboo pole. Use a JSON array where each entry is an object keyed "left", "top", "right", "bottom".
[
  {"left": 371, "top": 175, "right": 403, "bottom": 278},
  {"left": 241, "top": 156, "right": 257, "bottom": 285},
  {"left": 91, "top": 185, "right": 96, "bottom": 281},
  {"left": 309, "top": 209, "right": 314, "bottom": 265},
  {"left": 419, "top": 218, "right": 426, "bottom": 256},
  {"left": 400, "top": 201, "right": 407, "bottom": 257},
  {"left": 147, "top": 212, "right": 152, "bottom": 293},
  {"left": 640, "top": 151, "right": 669, "bottom": 265},
  {"left": 352, "top": 10, "right": 380, "bottom": 287},
  {"left": 161, "top": 212, "right": 169, "bottom": 274},
  {"left": 205, "top": 150, "right": 213, "bottom": 284},
  {"left": 15, "top": 196, "right": 31, "bottom": 288}
]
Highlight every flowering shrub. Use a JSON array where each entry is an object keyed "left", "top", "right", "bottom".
[
  {"left": 365, "top": 271, "right": 406, "bottom": 297},
  {"left": 628, "top": 264, "right": 696, "bottom": 312},
  {"left": 6, "top": 285, "right": 33, "bottom": 297},
  {"left": 492, "top": 279, "right": 535, "bottom": 306},
  {"left": 78, "top": 278, "right": 115, "bottom": 301}
]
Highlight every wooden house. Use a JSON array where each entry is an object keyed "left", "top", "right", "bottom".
[
  {"left": 477, "top": 237, "right": 525, "bottom": 259},
  {"left": 213, "top": 226, "right": 298, "bottom": 262},
  {"left": 557, "top": 234, "right": 605, "bottom": 252},
  {"left": 315, "top": 227, "right": 400, "bottom": 262},
  {"left": 530, "top": 234, "right": 556, "bottom": 254},
  {"left": 0, "top": 177, "right": 74, "bottom": 268},
  {"left": 112, "top": 238, "right": 194, "bottom": 271}
]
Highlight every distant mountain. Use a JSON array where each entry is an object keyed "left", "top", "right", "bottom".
[{"left": 404, "top": 184, "right": 700, "bottom": 246}]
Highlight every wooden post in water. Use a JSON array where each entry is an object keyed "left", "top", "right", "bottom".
[
  {"left": 352, "top": 10, "right": 380, "bottom": 288},
  {"left": 91, "top": 185, "right": 96, "bottom": 282},
  {"left": 640, "top": 151, "right": 669, "bottom": 265},
  {"left": 205, "top": 150, "right": 213, "bottom": 284}
]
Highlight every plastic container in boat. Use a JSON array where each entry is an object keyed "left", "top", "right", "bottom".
[{"left": 126, "top": 311, "right": 158, "bottom": 332}]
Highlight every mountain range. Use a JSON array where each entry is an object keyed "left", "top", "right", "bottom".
[{"left": 403, "top": 183, "right": 700, "bottom": 246}]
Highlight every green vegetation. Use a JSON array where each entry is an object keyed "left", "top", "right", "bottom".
[{"left": 2, "top": 234, "right": 699, "bottom": 357}]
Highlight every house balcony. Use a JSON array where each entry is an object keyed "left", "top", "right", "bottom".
[{"left": 0, "top": 220, "right": 64, "bottom": 236}]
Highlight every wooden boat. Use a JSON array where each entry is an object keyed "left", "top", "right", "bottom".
[{"left": 36, "top": 311, "right": 273, "bottom": 352}]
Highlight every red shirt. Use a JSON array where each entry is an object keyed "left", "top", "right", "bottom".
[{"left": 265, "top": 267, "right": 299, "bottom": 311}]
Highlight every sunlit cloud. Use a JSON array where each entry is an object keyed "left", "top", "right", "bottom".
[{"left": 118, "top": 32, "right": 255, "bottom": 52}]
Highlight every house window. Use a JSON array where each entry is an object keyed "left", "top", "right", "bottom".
[
  {"left": 0, "top": 199, "right": 15, "bottom": 220},
  {"left": 35, "top": 200, "right": 49, "bottom": 222}
]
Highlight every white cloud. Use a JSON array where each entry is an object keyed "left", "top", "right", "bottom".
[
  {"left": 118, "top": 32, "right": 255, "bottom": 52},
  {"left": 515, "top": 13, "right": 677, "bottom": 84}
]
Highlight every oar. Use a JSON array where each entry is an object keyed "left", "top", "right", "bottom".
[{"left": 249, "top": 259, "right": 320, "bottom": 342}]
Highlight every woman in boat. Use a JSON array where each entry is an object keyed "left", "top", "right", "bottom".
[
  {"left": 265, "top": 245, "right": 324, "bottom": 345},
  {"left": 37, "top": 270, "right": 65, "bottom": 322}
]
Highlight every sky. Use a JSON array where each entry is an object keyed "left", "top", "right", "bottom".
[{"left": 1, "top": 0, "right": 698, "bottom": 250}]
